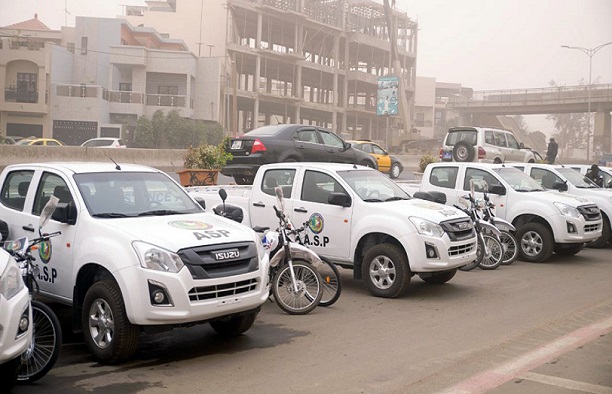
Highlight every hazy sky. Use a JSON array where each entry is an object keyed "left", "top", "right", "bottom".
[{"left": 1, "top": 0, "right": 611, "bottom": 131}]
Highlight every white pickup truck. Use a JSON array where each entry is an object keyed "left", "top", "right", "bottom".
[
  {"left": 0, "top": 162, "right": 270, "bottom": 364},
  {"left": 188, "top": 163, "right": 478, "bottom": 299},
  {"left": 400, "top": 162, "right": 602, "bottom": 262}
]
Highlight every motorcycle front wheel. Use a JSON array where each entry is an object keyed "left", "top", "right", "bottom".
[
  {"left": 18, "top": 300, "right": 62, "bottom": 384},
  {"left": 315, "top": 258, "right": 342, "bottom": 307},
  {"left": 499, "top": 230, "right": 518, "bottom": 265},
  {"left": 272, "top": 260, "right": 323, "bottom": 315},
  {"left": 478, "top": 234, "right": 504, "bottom": 270}
]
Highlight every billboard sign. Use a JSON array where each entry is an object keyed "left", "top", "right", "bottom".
[{"left": 377, "top": 76, "right": 399, "bottom": 116}]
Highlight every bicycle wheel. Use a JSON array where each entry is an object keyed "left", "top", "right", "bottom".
[
  {"left": 18, "top": 300, "right": 62, "bottom": 384},
  {"left": 499, "top": 230, "right": 518, "bottom": 265},
  {"left": 478, "top": 234, "right": 503, "bottom": 270},
  {"left": 316, "top": 258, "right": 342, "bottom": 307},
  {"left": 272, "top": 260, "right": 323, "bottom": 315}
]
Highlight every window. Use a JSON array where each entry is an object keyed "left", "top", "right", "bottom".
[
  {"left": 464, "top": 168, "right": 501, "bottom": 192},
  {"left": 158, "top": 85, "right": 178, "bottom": 95},
  {"left": 429, "top": 167, "right": 458, "bottom": 189},
  {"left": 295, "top": 129, "right": 318, "bottom": 143},
  {"left": 301, "top": 170, "right": 346, "bottom": 204},
  {"left": 81, "top": 37, "right": 88, "bottom": 55},
  {"left": 0, "top": 170, "right": 34, "bottom": 211},
  {"left": 530, "top": 168, "right": 561, "bottom": 189},
  {"left": 119, "top": 83, "right": 132, "bottom": 92},
  {"left": 261, "top": 169, "right": 295, "bottom": 197},
  {"left": 318, "top": 130, "right": 344, "bottom": 149},
  {"left": 17, "top": 73, "right": 37, "bottom": 92},
  {"left": 445, "top": 130, "right": 477, "bottom": 146},
  {"left": 506, "top": 133, "right": 520, "bottom": 149},
  {"left": 485, "top": 130, "right": 495, "bottom": 145},
  {"left": 371, "top": 144, "right": 385, "bottom": 155},
  {"left": 361, "top": 144, "right": 373, "bottom": 153},
  {"left": 493, "top": 131, "right": 507, "bottom": 147},
  {"left": 33, "top": 172, "right": 73, "bottom": 216}
]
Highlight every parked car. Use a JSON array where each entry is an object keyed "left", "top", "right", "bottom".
[
  {"left": 440, "top": 126, "right": 535, "bottom": 163},
  {"left": 0, "top": 136, "right": 16, "bottom": 144},
  {"left": 81, "top": 137, "right": 127, "bottom": 148},
  {"left": 569, "top": 164, "right": 612, "bottom": 189},
  {"left": 222, "top": 124, "right": 378, "bottom": 185},
  {"left": 16, "top": 138, "right": 65, "bottom": 146},
  {"left": 347, "top": 140, "right": 403, "bottom": 179}
]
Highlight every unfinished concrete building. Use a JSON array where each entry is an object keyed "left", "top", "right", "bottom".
[{"left": 226, "top": 0, "right": 417, "bottom": 144}]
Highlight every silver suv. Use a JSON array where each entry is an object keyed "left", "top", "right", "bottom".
[{"left": 440, "top": 126, "right": 536, "bottom": 163}]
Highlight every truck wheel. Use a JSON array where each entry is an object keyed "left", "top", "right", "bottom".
[
  {"left": 516, "top": 222, "right": 554, "bottom": 263},
  {"left": 587, "top": 215, "right": 610, "bottom": 248},
  {"left": 553, "top": 243, "right": 584, "bottom": 256},
  {"left": 452, "top": 141, "right": 475, "bottom": 162},
  {"left": 390, "top": 163, "right": 402, "bottom": 179},
  {"left": 210, "top": 311, "right": 258, "bottom": 337},
  {"left": 418, "top": 269, "right": 457, "bottom": 284},
  {"left": 361, "top": 244, "right": 410, "bottom": 298},
  {"left": 82, "top": 280, "right": 140, "bottom": 364}
]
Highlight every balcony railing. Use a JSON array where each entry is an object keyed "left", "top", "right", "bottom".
[
  {"left": 56, "top": 85, "right": 99, "bottom": 98},
  {"left": 145, "top": 94, "right": 187, "bottom": 107},
  {"left": 108, "top": 90, "right": 144, "bottom": 104},
  {"left": 4, "top": 88, "right": 38, "bottom": 103}
]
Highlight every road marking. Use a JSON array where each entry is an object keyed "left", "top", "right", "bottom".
[
  {"left": 439, "top": 315, "right": 612, "bottom": 394},
  {"left": 521, "top": 372, "right": 612, "bottom": 394}
]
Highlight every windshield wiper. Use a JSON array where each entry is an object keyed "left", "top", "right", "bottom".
[
  {"left": 138, "top": 210, "right": 183, "bottom": 217},
  {"left": 385, "top": 196, "right": 409, "bottom": 201},
  {"left": 362, "top": 198, "right": 383, "bottom": 202},
  {"left": 92, "top": 212, "right": 131, "bottom": 218}
]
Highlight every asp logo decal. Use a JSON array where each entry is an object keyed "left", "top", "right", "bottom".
[
  {"left": 308, "top": 213, "right": 324, "bottom": 234},
  {"left": 168, "top": 220, "right": 212, "bottom": 230},
  {"left": 38, "top": 240, "right": 52, "bottom": 264}
]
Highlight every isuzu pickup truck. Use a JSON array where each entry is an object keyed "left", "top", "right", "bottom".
[
  {"left": 400, "top": 162, "right": 602, "bottom": 262},
  {"left": 188, "top": 163, "right": 478, "bottom": 299},
  {"left": 0, "top": 162, "right": 270, "bottom": 364}
]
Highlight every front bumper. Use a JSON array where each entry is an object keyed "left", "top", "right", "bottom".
[
  {"left": 0, "top": 286, "right": 31, "bottom": 364},
  {"left": 401, "top": 232, "right": 477, "bottom": 272},
  {"left": 117, "top": 254, "right": 270, "bottom": 326},
  {"left": 550, "top": 214, "right": 602, "bottom": 243}
]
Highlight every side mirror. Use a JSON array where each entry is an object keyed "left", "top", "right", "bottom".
[
  {"left": 51, "top": 202, "right": 77, "bottom": 225},
  {"left": 218, "top": 188, "right": 227, "bottom": 202},
  {"left": 194, "top": 196, "right": 206, "bottom": 209},
  {"left": 341, "top": 141, "right": 350, "bottom": 152},
  {"left": 488, "top": 184, "right": 506, "bottom": 195},
  {"left": 552, "top": 181, "right": 568, "bottom": 192},
  {"left": 328, "top": 192, "right": 351, "bottom": 207},
  {"left": 519, "top": 142, "right": 524, "bottom": 149}
]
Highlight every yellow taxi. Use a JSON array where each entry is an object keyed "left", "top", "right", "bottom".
[
  {"left": 347, "top": 140, "right": 404, "bottom": 178},
  {"left": 16, "top": 138, "right": 65, "bottom": 146}
]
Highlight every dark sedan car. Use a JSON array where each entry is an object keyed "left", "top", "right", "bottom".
[{"left": 221, "top": 124, "right": 378, "bottom": 184}]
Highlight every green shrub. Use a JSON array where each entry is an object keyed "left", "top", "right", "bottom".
[{"left": 419, "top": 153, "right": 438, "bottom": 173}]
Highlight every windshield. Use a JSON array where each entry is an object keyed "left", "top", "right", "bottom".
[
  {"left": 74, "top": 172, "right": 202, "bottom": 217},
  {"left": 557, "top": 168, "right": 598, "bottom": 188},
  {"left": 338, "top": 169, "right": 410, "bottom": 202},
  {"left": 494, "top": 167, "right": 545, "bottom": 192}
]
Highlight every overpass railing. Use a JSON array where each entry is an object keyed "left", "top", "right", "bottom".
[{"left": 448, "top": 83, "right": 612, "bottom": 107}]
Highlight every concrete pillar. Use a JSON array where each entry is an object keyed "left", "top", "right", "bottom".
[
  {"left": 593, "top": 111, "right": 612, "bottom": 154},
  {"left": 253, "top": 98, "right": 259, "bottom": 128},
  {"left": 342, "top": 37, "right": 349, "bottom": 134}
]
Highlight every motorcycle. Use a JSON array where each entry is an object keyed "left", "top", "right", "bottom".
[
  {"left": 3, "top": 196, "right": 62, "bottom": 384},
  {"left": 213, "top": 187, "right": 324, "bottom": 314},
  {"left": 481, "top": 189, "right": 518, "bottom": 265},
  {"left": 456, "top": 181, "right": 504, "bottom": 271}
]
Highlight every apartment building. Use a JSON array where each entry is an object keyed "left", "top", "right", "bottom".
[{"left": 122, "top": 0, "right": 418, "bottom": 144}]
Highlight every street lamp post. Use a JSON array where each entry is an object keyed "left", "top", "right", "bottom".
[{"left": 561, "top": 41, "right": 612, "bottom": 161}]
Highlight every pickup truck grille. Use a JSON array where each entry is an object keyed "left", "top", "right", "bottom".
[
  {"left": 577, "top": 205, "right": 601, "bottom": 221},
  {"left": 584, "top": 223, "right": 600, "bottom": 233},
  {"left": 449, "top": 242, "right": 476, "bottom": 256},
  {"left": 439, "top": 218, "right": 475, "bottom": 241},
  {"left": 178, "top": 241, "right": 258, "bottom": 279},
  {"left": 188, "top": 278, "right": 259, "bottom": 302}
]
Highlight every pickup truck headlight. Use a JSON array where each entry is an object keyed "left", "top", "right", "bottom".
[
  {"left": 553, "top": 202, "right": 580, "bottom": 218},
  {"left": 133, "top": 241, "right": 185, "bottom": 273},
  {"left": 0, "top": 259, "right": 25, "bottom": 300},
  {"left": 409, "top": 217, "right": 445, "bottom": 238}
]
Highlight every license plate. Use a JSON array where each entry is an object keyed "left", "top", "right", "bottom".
[
  {"left": 231, "top": 140, "right": 242, "bottom": 150},
  {"left": 442, "top": 151, "right": 452, "bottom": 160},
  {"left": 213, "top": 249, "right": 240, "bottom": 261}
]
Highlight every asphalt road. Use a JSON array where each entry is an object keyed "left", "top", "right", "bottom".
[{"left": 12, "top": 247, "right": 612, "bottom": 394}]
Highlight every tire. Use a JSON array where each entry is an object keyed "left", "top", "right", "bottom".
[
  {"left": 478, "top": 234, "right": 503, "bottom": 270},
  {"left": 361, "top": 244, "right": 411, "bottom": 298},
  {"left": 0, "top": 358, "right": 19, "bottom": 392},
  {"left": 587, "top": 215, "right": 610, "bottom": 248},
  {"left": 317, "top": 258, "right": 342, "bottom": 307},
  {"left": 233, "top": 175, "right": 254, "bottom": 185},
  {"left": 17, "top": 301, "right": 62, "bottom": 384},
  {"left": 390, "top": 163, "right": 402, "bottom": 179},
  {"left": 452, "top": 141, "right": 475, "bottom": 162},
  {"left": 554, "top": 243, "right": 585, "bottom": 256},
  {"left": 499, "top": 230, "right": 518, "bottom": 265},
  {"left": 82, "top": 280, "right": 140, "bottom": 364},
  {"left": 418, "top": 269, "right": 457, "bottom": 284},
  {"left": 516, "top": 222, "right": 554, "bottom": 263},
  {"left": 210, "top": 311, "right": 258, "bottom": 337},
  {"left": 272, "top": 260, "right": 323, "bottom": 315}
]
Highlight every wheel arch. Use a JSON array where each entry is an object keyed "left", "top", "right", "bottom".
[
  {"left": 512, "top": 214, "right": 554, "bottom": 236},
  {"left": 353, "top": 232, "right": 407, "bottom": 280},
  {"left": 72, "top": 263, "right": 115, "bottom": 332}
]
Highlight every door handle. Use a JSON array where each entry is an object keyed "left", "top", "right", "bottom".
[
  {"left": 23, "top": 225, "right": 35, "bottom": 232},
  {"left": 294, "top": 207, "right": 307, "bottom": 213},
  {"left": 253, "top": 202, "right": 265, "bottom": 208}
]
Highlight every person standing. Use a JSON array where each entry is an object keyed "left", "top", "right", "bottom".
[{"left": 546, "top": 137, "right": 558, "bottom": 164}]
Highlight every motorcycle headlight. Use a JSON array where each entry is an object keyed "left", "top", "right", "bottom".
[
  {"left": 0, "top": 258, "right": 25, "bottom": 301},
  {"left": 133, "top": 241, "right": 184, "bottom": 273},
  {"left": 409, "top": 217, "right": 445, "bottom": 238},
  {"left": 553, "top": 202, "right": 580, "bottom": 218}
]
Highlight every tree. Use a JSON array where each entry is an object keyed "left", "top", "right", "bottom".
[{"left": 545, "top": 80, "right": 589, "bottom": 156}]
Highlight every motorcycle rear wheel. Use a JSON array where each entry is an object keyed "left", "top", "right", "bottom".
[
  {"left": 272, "top": 260, "right": 323, "bottom": 315},
  {"left": 17, "top": 300, "right": 62, "bottom": 384},
  {"left": 499, "top": 230, "right": 518, "bottom": 265},
  {"left": 315, "top": 258, "right": 342, "bottom": 307}
]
